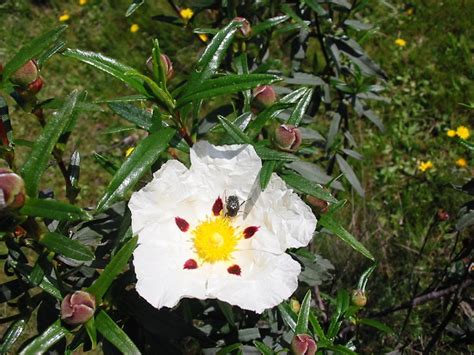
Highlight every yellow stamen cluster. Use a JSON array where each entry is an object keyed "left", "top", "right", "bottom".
[
  {"left": 418, "top": 160, "right": 433, "bottom": 172},
  {"left": 192, "top": 216, "right": 240, "bottom": 263}
]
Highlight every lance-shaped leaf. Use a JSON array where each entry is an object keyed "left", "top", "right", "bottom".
[
  {"left": 19, "top": 320, "right": 68, "bottom": 355},
  {"left": 87, "top": 236, "right": 138, "bottom": 301},
  {"left": 125, "top": 0, "right": 144, "bottom": 17},
  {"left": 20, "top": 198, "right": 91, "bottom": 221},
  {"left": 0, "top": 317, "right": 28, "bottom": 353},
  {"left": 277, "top": 302, "right": 297, "bottom": 332},
  {"left": 252, "top": 15, "right": 289, "bottom": 35},
  {"left": 96, "top": 128, "right": 175, "bottom": 213},
  {"left": 246, "top": 102, "right": 294, "bottom": 139},
  {"left": 281, "top": 172, "right": 337, "bottom": 203},
  {"left": 259, "top": 160, "right": 277, "bottom": 190},
  {"left": 177, "top": 74, "right": 280, "bottom": 107},
  {"left": 63, "top": 49, "right": 150, "bottom": 97},
  {"left": 108, "top": 102, "right": 152, "bottom": 130},
  {"left": 21, "top": 90, "right": 79, "bottom": 197},
  {"left": 253, "top": 340, "right": 274, "bottom": 355},
  {"left": 287, "top": 88, "right": 313, "bottom": 126},
  {"left": 39, "top": 232, "right": 94, "bottom": 262},
  {"left": 2, "top": 26, "right": 67, "bottom": 82},
  {"left": 295, "top": 290, "right": 312, "bottom": 334},
  {"left": 336, "top": 154, "right": 364, "bottom": 197},
  {"left": 96, "top": 310, "right": 140, "bottom": 354}
]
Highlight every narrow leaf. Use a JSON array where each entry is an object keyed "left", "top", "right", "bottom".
[
  {"left": 96, "top": 128, "right": 175, "bottom": 212},
  {"left": 95, "top": 311, "right": 140, "bottom": 354},
  {"left": 287, "top": 88, "right": 313, "bottom": 126},
  {"left": 259, "top": 160, "right": 276, "bottom": 190},
  {"left": 281, "top": 172, "right": 337, "bottom": 203},
  {"left": 253, "top": 340, "right": 274, "bottom": 355},
  {"left": 108, "top": 102, "right": 152, "bottom": 130},
  {"left": 19, "top": 320, "right": 68, "bottom": 355},
  {"left": 0, "top": 318, "right": 28, "bottom": 353},
  {"left": 336, "top": 154, "right": 364, "bottom": 197},
  {"left": 40, "top": 232, "right": 94, "bottom": 262},
  {"left": 358, "top": 318, "right": 393, "bottom": 333},
  {"left": 252, "top": 15, "right": 289, "bottom": 35},
  {"left": 218, "top": 116, "right": 252, "bottom": 144},
  {"left": 125, "top": 0, "right": 144, "bottom": 16},
  {"left": 295, "top": 290, "right": 312, "bottom": 334},
  {"left": 277, "top": 302, "right": 297, "bottom": 332},
  {"left": 20, "top": 198, "right": 91, "bottom": 221}
]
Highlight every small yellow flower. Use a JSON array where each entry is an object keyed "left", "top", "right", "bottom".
[
  {"left": 418, "top": 160, "right": 433, "bottom": 172},
  {"left": 395, "top": 38, "right": 407, "bottom": 47},
  {"left": 179, "top": 8, "right": 194, "bottom": 21},
  {"left": 59, "top": 12, "right": 70, "bottom": 22},
  {"left": 130, "top": 24, "right": 139, "bottom": 33},
  {"left": 406, "top": 8, "right": 414, "bottom": 16},
  {"left": 79, "top": 0, "right": 87, "bottom": 5},
  {"left": 125, "top": 147, "right": 135, "bottom": 158},
  {"left": 456, "top": 158, "right": 467, "bottom": 168},
  {"left": 456, "top": 125, "right": 470, "bottom": 140},
  {"left": 198, "top": 33, "right": 208, "bottom": 42},
  {"left": 447, "top": 129, "right": 456, "bottom": 137}
]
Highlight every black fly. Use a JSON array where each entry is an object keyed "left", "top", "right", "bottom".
[{"left": 225, "top": 195, "right": 241, "bottom": 217}]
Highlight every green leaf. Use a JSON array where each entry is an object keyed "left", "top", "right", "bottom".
[
  {"left": 0, "top": 317, "right": 28, "bottom": 353},
  {"left": 63, "top": 49, "right": 150, "bottom": 97},
  {"left": 40, "top": 232, "right": 94, "bottom": 262},
  {"left": 19, "top": 320, "right": 68, "bottom": 355},
  {"left": 295, "top": 290, "right": 312, "bottom": 334},
  {"left": 253, "top": 340, "right": 274, "bottom": 355},
  {"left": 281, "top": 3, "right": 309, "bottom": 30},
  {"left": 21, "top": 90, "right": 80, "bottom": 197},
  {"left": 178, "top": 74, "right": 280, "bottom": 107},
  {"left": 2, "top": 26, "right": 67, "bottom": 82},
  {"left": 281, "top": 172, "right": 337, "bottom": 203},
  {"left": 260, "top": 160, "right": 276, "bottom": 190},
  {"left": 87, "top": 236, "right": 138, "bottom": 300},
  {"left": 85, "top": 317, "right": 97, "bottom": 349},
  {"left": 357, "top": 264, "right": 376, "bottom": 291},
  {"left": 217, "top": 343, "right": 242, "bottom": 355},
  {"left": 125, "top": 0, "right": 144, "bottom": 17},
  {"left": 358, "top": 318, "right": 393, "bottom": 333},
  {"left": 277, "top": 302, "right": 297, "bottom": 332},
  {"left": 217, "top": 301, "right": 235, "bottom": 328},
  {"left": 255, "top": 147, "right": 298, "bottom": 161},
  {"left": 287, "top": 88, "right": 313, "bottom": 126},
  {"left": 336, "top": 154, "right": 364, "bottom": 197},
  {"left": 124, "top": 71, "right": 175, "bottom": 111},
  {"left": 303, "top": 0, "right": 328, "bottom": 16},
  {"left": 308, "top": 312, "right": 327, "bottom": 341},
  {"left": 108, "top": 102, "right": 152, "bottom": 130},
  {"left": 252, "top": 15, "right": 289, "bottom": 35},
  {"left": 95, "top": 310, "right": 140, "bottom": 354},
  {"left": 218, "top": 115, "right": 252, "bottom": 144},
  {"left": 96, "top": 128, "right": 175, "bottom": 213},
  {"left": 319, "top": 213, "right": 374, "bottom": 260},
  {"left": 20, "top": 198, "right": 91, "bottom": 221},
  {"left": 246, "top": 102, "right": 295, "bottom": 139}
]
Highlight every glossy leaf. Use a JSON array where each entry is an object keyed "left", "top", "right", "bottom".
[
  {"left": 252, "top": 15, "right": 289, "bottom": 35},
  {"left": 39, "top": 232, "right": 94, "bottom": 262},
  {"left": 260, "top": 160, "right": 276, "bottom": 190},
  {"left": 108, "top": 102, "right": 152, "bottom": 130},
  {"left": 281, "top": 172, "right": 337, "bottom": 203},
  {"left": 21, "top": 90, "right": 80, "bottom": 197},
  {"left": 95, "top": 310, "right": 140, "bottom": 354},
  {"left": 96, "top": 128, "right": 175, "bottom": 213},
  {"left": 218, "top": 115, "right": 252, "bottom": 144},
  {"left": 2, "top": 26, "right": 67, "bottom": 82},
  {"left": 246, "top": 102, "right": 295, "bottom": 139},
  {"left": 0, "top": 318, "right": 28, "bottom": 353},
  {"left": 20, "top": 198, "right": 91, "bottom": 221},
  {"left": 277, "top": 302, "right": 297, "bottom": 332},
  {"left": 253, "top": 340, "right": 274, "bottom": 355},
  {"left": 87, "top": 236, "right": 138, "bottom": 300},
  {"left": 308, "top": 312, "right": 327, "bottom": 341},
  {"left": 19, "top": 320, "right": 68, "bottom": 355},
  {"left": 125, "top": 0, "right": 144, "bottom": 16},
  {"left": 336, "top": 154, "right": 365, "bottom": 197},
  {"left": 357, "top": 264, "right": 376, "bottom": 291},
  {"left": 295, "top": 290, "right": 312, "bottom": 334},
  {"left": 287, "top": 88, "right": 313, "bottom": 126},
  {"left": 255, "top": 147, "right": 298, "bottom": 162}
]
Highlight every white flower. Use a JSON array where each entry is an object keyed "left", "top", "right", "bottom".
[{"left": 129, "top": 141, "right": 317, "bottom": 313}]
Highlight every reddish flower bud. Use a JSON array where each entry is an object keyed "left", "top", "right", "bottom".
[
  {"left": 146, "top": 54, "right": 174, "bottom": 81},
  {"left": 26, "top": 77, "right": 44, "bottom": 95},
  {"left": 252, "top": 85, "right": 277, "bottom": 109},
  {"left": 60, "top": 291, "right": 96, "bottom": 325},
  {"left": 351, "top": 289, "right": 367, "bottom": 307},
  {"left": 274, "top": 124, "right": 302, "bottom": 152},
  {"left": 291, "top": 334, "right": 317, "bottom": 355},
  {"left": 10, "top": 60, "right": 39, "bottom": 86},
  {"left": 0, "top": 168, "right": 26, "bottom": 211},
  {"left": 233, "top": 17, "right": 252, "bottom": 37},
  {"left": 306, "top": 196, "right": 329, "bottom": 213},
  {"left": 437, "top": 209, "right": 449, "bottom": 221}
]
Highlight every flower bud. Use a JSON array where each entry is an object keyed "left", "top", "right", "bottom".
[
  {"left": 26, "top": 77, "right": 44, "bottom": 95},
  {"left": 233, "top": 17, "right": 251, "bottom": 37},
  {"left": 252, "top": 85, "right": 277, "bottom": 109},
  {"left": 0, "top": 168, "right": 26, "bottom": 211},
  {"left": 291, "top": 334, "right": 317, "bottom": 355},
  {"left": 146, "top": 54, "right": 174, "bottom": 81},
  {"left": 60, "top": 290, "right": 96, "bottom": 325},
  {"left": 437, "top": 209, "right": 449, "bottom": 221},
  {"left": 290, "top": 298, "right": 301, "bottom": 314},
  {"left": 351, "top": 289, "right": 367, "bottom": 307},
  {"left": 10, "top": 60, "right": 39, "bottom": 87},
  {"left": 274, "top": 124, "right": 302, "bottom": 152},
  {"left": 306, "top": 196, "right": 329, "bottom": 213}
]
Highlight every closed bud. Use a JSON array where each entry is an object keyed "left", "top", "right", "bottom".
[
  {"left": 60, "top": 290, "right": 96, "bottom": 325},
  {"left": 11, "top": 60, "right": 39, "bottom": 86},
  {"left": 306, "top": 196, "right": 329, "bottom": 213},
  {"left": 252, "top": 85, "right": 277, "bottom": 109},
  {"left": 351, "top": 289, "right": 367, "bottom": 307},
  {"left": 291, "top": 334, "right": 317, "bottom": 355},
  {"left": 0, "top": 168, "right": 26, "bottom": 211},
  {"left": 290, "top": 298, "right": 301, "bottom": 314},
  {"left": 146, "top": 54, "right": 174, "bottom": 81},
  {"left": 274, "top": 124, "right": 302, "bottom": 152},
  {"left": 437, "top": 209, "right": 449, "bottom": 221},
  {"left": 233, "top": 17, "right": 251, "bottom": 37},
  {"left": 26, "top": 77, "right": 44, "bottom": 94}
]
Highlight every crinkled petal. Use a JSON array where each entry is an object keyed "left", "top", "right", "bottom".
[
  {"left": 134, "top": 244, "right": 210, "bottom": 309},
  {"left": 206, "top": 251, "right": 301, "bottom": 313}
]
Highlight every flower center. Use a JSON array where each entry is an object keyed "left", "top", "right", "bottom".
[{"left": 192, "top": 216, "right": 239, "bottom": 263}]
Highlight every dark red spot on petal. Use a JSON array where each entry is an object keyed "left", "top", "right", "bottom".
[
  {"left": 212, "top": 196, "right": 223, "bottom": 216},
  {"left": 183, "top": 259, "right": 198, "bottom": 269},
  {"left": 227, "top": 264, "right": 241, "bottom": 276},
  {"left": 243, "top": 226, "right": 259, "bottom": 239},
  {"left": 175, "top": 217, "right": 190, "bottom": 232}
]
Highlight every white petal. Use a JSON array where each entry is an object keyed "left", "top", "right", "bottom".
[
  {"left": 206, "top": 251, "right": 301, "bottom": 313},
  {"left": 190, "top": 141, "right": 261, "bottom": 200},
  {"left": 133, "top": 244, "right": 210, "bottom": 309}
]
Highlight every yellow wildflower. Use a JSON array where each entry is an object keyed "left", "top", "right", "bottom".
[
  {"left": 179, "top": 8, "right": 194, "bottom": 21},
  {"left": 406, "top": 8, "right": 414, "bottom": 16},
  {"left": 79, "top": 0, "right": 87, "bottom": 5},
  {"left": 418, "top": 160, "right": 433, "bottom": 172},
  {"left": 59, "top": 12, "right": 70, "bottom": 22},
  {"left": 456, "top": 125, "right": 470, "bottom": 140},
  {"left": 395, "top": 38, "right": 407, "bottom": 47},
  {"left": 125, "top": 147, "right": 135, "bottom": 158},
  {"left": 198, "top": 33, "right": 208, "bottom": 42},
  {"left": 130, "top": 24, "right": 139, "bottom": 33},
  {"left": 447, "top": 129, "right": 456, "bottom": 137},
  {"left": 456, "top": 158, "right": 467, "bottom": 168}
]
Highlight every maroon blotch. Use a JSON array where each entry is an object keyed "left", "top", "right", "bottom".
[
  {"left": 212, "top": 196, "right": 223, "bottom": 216},
  {"left": 243, "top": 226, "right": 259, "bottom": 239},
  {"left": 227, "top": 264, "right": 241, "bottom": 276},
  {"left": 175, "top": 217, "right": 190, "bottom": 232}
]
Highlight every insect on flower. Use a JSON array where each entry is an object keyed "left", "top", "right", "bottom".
[{"left": 224, "top": 195, "right": 242, "bottom": 217}]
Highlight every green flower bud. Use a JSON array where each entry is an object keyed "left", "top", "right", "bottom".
[
  {"left": 252, "top": 85, "right": 277, "bottom": 109},
  {"left": 146, "top": 54, "right": 174, "bottom": 81},
  {"left": 10, "top": 60, "right": 39, "bottom": 87},
  {"left": 60, "top": 291, "right": 96, "bottom": 325},
  {"left": 274, "top": 124, "right": 302, "bottom": 152},
  {"left": 291, "top": 334, "right": 317, "bottom": 355},
  {"left": 351, "top": 289, "right": 367, "bottom": 307},
  {"left": 0, "top": 168, "right": 26, "bottom": 211},
  {"left": 233, "top": 17, "right": 252, "bottom": 38}
]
